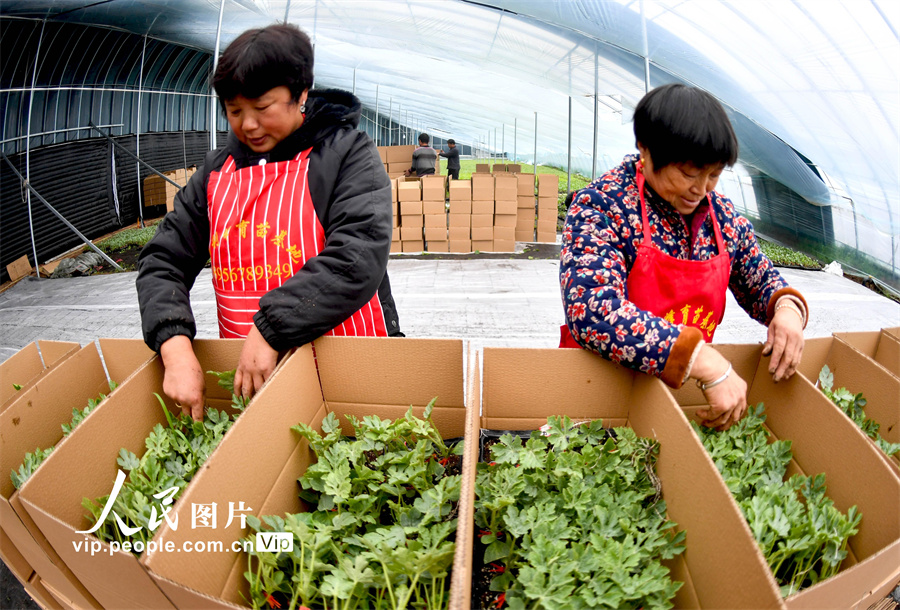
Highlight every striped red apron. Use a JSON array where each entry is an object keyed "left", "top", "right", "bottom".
[{"left": 207, "top": 149, "right": 388, "bottom": 339}]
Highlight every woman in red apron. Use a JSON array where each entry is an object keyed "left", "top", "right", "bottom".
[
  {"left": 137, "top": 25, "right": 399, "bottom": 420},
  {"left": 560, "top": 84, "right": 807, "bottom": 431}
]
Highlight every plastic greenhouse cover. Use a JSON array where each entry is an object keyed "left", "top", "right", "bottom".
[{"left": 0, "top": 0, "right": 897, "bottom": 273}]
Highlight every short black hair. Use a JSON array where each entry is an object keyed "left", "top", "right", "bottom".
[
  {"left": 419, "top": 133, "right": 430, "bottom": 145},
  {"left": 447, "top": 139, "right": 455, "bottom": 145},
  {"left": 633, "top": 84, "right": 738, "bottom": 169},
  {"left": 213, "top": 24, "right": 313, "bottom": 106}
]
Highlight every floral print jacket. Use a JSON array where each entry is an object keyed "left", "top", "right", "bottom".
[{"left": 560, "top": 154, "right": 804, "bottom": 388}]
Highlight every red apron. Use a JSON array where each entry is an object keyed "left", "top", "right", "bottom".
[
  {"left": 560, "top": 169, "right": 730, "bottom": 348},
  {"left": 207, "top": 150, "right": 388, "bottom": 339}
]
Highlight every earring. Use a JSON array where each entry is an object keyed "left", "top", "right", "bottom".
[{"left": 300, "top": 103, "right": 306, "bottom": 113}]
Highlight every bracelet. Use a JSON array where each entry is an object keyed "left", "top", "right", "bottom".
[
  {"left": 697, "top": 363, "right": 732, "bottom": 391},
  {"left": 775, "top": 302, "right": 804, "bottom": 322}
]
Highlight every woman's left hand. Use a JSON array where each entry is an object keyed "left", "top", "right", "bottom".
[
  {"left": 763, "top": 306, "right": 805, "bottom": 382},
  {"left": 234, "top": 325, "right": 279, "bottom": 400}
]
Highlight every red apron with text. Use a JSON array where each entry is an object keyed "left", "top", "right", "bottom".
[
  {"left": 560, "top": 169, "right": 730, "bottom": 348},
  {"left": 208, "top": 150, "right": 388, "bottom": 339}
]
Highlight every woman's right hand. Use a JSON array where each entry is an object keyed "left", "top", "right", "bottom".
[
  {"left": 692, "top": 346, "right": 748, "bottom": 431},
  {"left": 159, "top": 335, "right": 206, "bottom": 421}
]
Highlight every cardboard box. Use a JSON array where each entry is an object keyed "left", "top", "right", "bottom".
[
  {"left": 424, "top": 214, "right": 447, "bottom": 229},
  {"left": 471, "top": 227, "right": 493, "bottom": 241},
  {"left": 390, "top": 241, "right": 401, "bottom": 253},
  {"left": 491, "top": 239, "right": 514, "bottom": 252},
  {"left": 493, "top": 199, "right": 517, "bottom": 215},
  {"left": 668, "top": 344, "right": 900, "bottom": 609},
  {"left": 449, "top": 240, "right": 471, "bottom": 253},
  {"left": 401, "top": 240, "right": 424, "bottom": 252},
  {"left": 448, "top": 226, "right": 470, "bottom": 241},
  {"left": 537, "top": 173, "right": 559, "bottom": 197},
  {"left": 449, "top": 200, "right": 472, "bottom": 215},
  {"left": 1, "top": 341, "right": 80, "bottom": 412},
  {"left": 493, "top": 214, "right": 517, "bottom": 228},
  {"left": 471, "top": 175, "right": 494, "bottom": 201},
  {"left": 507, "top": 164, "right": 522, "bottom": 174},
  {"left": 400, "top": 200, "right": 423, "bottom": 215},
  {"left": 423, "top": 200, "right": 445, "bottom": 215},
  {"left": 515, "top": 229, "right": 535, "bottom": 242},
  {"left": 516, "top": 207, "right": 535, "bottom": 224},
  {"left": 475, "top": 348, "right": 786, "bottom": 609},
  {"left": 471, "top": 240, "right": 493, "bottom": 252},
  {"left": 493, "top": 175, "right": 517, "bottom": 201},
  {"left": 426, "top": 240, "right": 449, "bottom": 253},
  {"left": 376, "top": 146, "right": 388, "bottom": 163},
  {"left": 517, "top": 196, "right": 535, "bottom": 211},
  {"left": 391, "top": 227, "right": 400, "bottom": 241},
  {"left": 1, "top": 526, "right": 33, "bottom": 584},
  {"left": 386, "top": 145, "right": 416, "bottom": 164},
  {"left": 517, "top": 174, "right": 535, "bottom": 197},
  {"left": 5, "top": 339, "right": 156, "bottom": 610},
  {"left": 392, "top": 202, "right": 399, "bottom": 226},
  {"left": 475, "top": 163, "right": 490, "bottom": 173},
  {"left": 448, "top": 214, "right": 471, "bottom": 229},
  {"left": 537, "top": 196, "right": 557, "bottom": 211},
  {"left": 536, "top": 219, "right": 557, "bottom": 234},
  {"left": 471, "top": 214, "right": 493, "bottom": 228},
  {"left": 491, "top": 164, "right": 508, "bottom": 174},
  {"left": 399, "top": 226, "right": 423, "bottom": 240},
  {"left": 138, "top": 338, "right": 471, "bottom": 610},
  {"left": 397, "top": 178, "right": 421, "bottom": 202},
  {"left": 24, "top": 573, "right": 65, "bottom": 610},
  {"left": 449, "top": 180, "right": 471, "bottom": 202},
  {"left": 422, "top": 175, "right": 446, "bottom": 201},
  {"left": 493, "top": 226, "right": 515, "bottom": 242},
  {"left": 6, "top": 255, "right": 33, "bottom": 281},
  {"left": 836, "top": 330, "right": 900, "bottom": 379},
  {"left": 471, "top": 200, "right": 494, "bottom": 216},
  {"left": 400, "top": 214, "right": 424, "bottom": 229},
  {"left": 535, "top": 231, "right": 556, "bottom": 243},
  {"left": 17, "top": 340, "right": 250, "bottom": 610},
  {"left": 424, "top": 227, "right": 448, "bottom": 242},
  {"left": 390, "top": 178, "right": 398, "bottom": 202},
  {"left": 798, "top": 336, "right": 900, "bottom": 474}
]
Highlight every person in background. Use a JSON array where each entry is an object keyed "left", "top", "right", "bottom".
[
  {"left": 405, "top": 133, "right": 437, "bottom": 177},
  {"left": 560, "top": 83, "right": 807, "bottom": 431},
  {"left": 438, "top": 138, "right": 460, "bottom": 180},
  {"left": 136, "top": 23, "right": 400, "bottom": 421}
]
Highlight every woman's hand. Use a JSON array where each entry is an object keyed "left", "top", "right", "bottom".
[
  {"left": 159, "top": 335, "right": 206, "bottom": 421},
  {"left": 692, "top": 345, "right": 748, "bottom": 431},
  {"left": 234, "top": 325, "right": 279, "bottom": 401},
  {"left": 763, "top": 305, "right": 805, "bottom": 382}
]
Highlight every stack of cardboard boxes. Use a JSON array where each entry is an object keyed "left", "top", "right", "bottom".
[
  {"left": 422, "top": 176, "right": 448, "bottom": 252},
  {"left": 398, "top": 179, "right": 424, "bottom": 253},
  {"left": 448, "top": 180, "right": 471, "bottom": 253},
  {"left": 492, "top": 174, "right": 517, "bottom": 252},
  {"left": 470, "top": 174, "right": 494, "bottom": 252},
  {"left": 377, "top": 145, "right": 417, "bottom": 178},
  {"left": 516, "top": 172, "right": 536, "bottom": 242},
  {"left": 142, "top": 167, "right": 196, "bottom": 212},
  {"left": 390, "top": 179, "right": 401, "bottom": 253},
  {"left": 536, "top": 174, "right": 558, "bottom": 243}
]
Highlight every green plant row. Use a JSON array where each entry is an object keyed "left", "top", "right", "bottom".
[
  {"left": 692, "top": 404, "right": 861, "bottom": 597},
  {"left": 474, "top": 416, "right": 685, "bottom": 610},
  {"left": 92, "top": 223, "right": 159, "bottom": 254},
  {"left": 82, "top": 371, "right": 246, "bottom": 551},
  {"left": 11, "top": 381, "right": 118, "bottom": 489},
  {"left": 243, "top": 400, "right": 462, "bottom": 610},
  {"left": 818, "top": 365, "right": 900, "bottom": 458},
  {"left": 757, "top": 239, "right": 823, "bottom": 269}
]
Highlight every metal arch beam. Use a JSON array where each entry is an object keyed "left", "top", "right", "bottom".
[{"left": 89, "top": 121, "right": 182, "bottom": 189}]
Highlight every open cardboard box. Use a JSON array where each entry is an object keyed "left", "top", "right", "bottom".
[
  {"left": 473, "top": 347, "right": 785, "bottom": 609},
  {"left": 2, "top": 338, "right": 154, "bottom": 609},
  {"left": 836, "top": 329, "right": 900, "bottom": 379},
  {"left": 24, "top": 572, "right": 65, "bottom": 610},
  {"left": 798, "top": 335, "right": 900, "bottom": 476},
  {"left": 17, "top": 339, "right": 246, "bottom": 610},
  {"left": 141, "top": 337, "right": 472, "bottom": 609},
  {"left": 668, "top": 343, "right": 900, "bottom": 610},
  {"left": 1, "top": 340, "right": 80, "bottom": 412}
]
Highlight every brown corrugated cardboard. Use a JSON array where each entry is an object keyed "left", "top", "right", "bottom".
[
  {"left": 668, "top": 343, "right": 900, "bottom": 609},
  {"left": 4, "top": 339, "right": 154, "bottom": 610},
  {"left": 6, "top": 255, "right": 33, "bottom": 281},
  {"left": 423, "top": 200, "right": 445, "bottom": 215},
  {"left": 471, "top": 214, "right": 493, "bottom": 228},
  {"left": 399, "top": 227, "right": 423, "bottom": 240},
  {"left": 138, "top": 338, "right": 470, "bottom": 610},
  {"left": 475, "top": 163, "right": 490, "bottom": 173},
  {"left": 1, "top": 526, "right": 33, "bottom": 584},
  {"left": 836, "top": 330, "right": 900, "bottom": 378},
  {"left": 537, "top": 196, "right": 557, "bottom": 210},
  {"left": 507, "top": 164, "right": 522, "bottom": 174},
  {"left": 797, "top": 336, "right": 900, "bottom": 474},
  {"left": 427, "top": 240, "right": 449, "bottom": 253},
  {"left": 449, "top": 199, "right": 471, "bottom": 215},
  {"left": 1, "top": 341, "right": 80, "bottom": 411},
  {"left": 397, "top": 179, "right": 422, "bottom": 202},
  {"left": 424, "top": 214, "right": 446, "bottom": 229},
  {"left": 386, "top": 145, "right": 415, "bottom": 164},
  {"left": 515, "top": 229, "right": 535, "bottom": 242},
  {"left": 400, "top": 200, "right": 423, "bottom": 215},
  {"left": 494, "top": 175, "right": 517, "bottom": 201},
  {"left": 517, "top": 195, "right": 535, "bottom": 209},
  {"left": 536, "top": 219, "right": 557, "bottom": 233},
  {"left": 492, "top": 239, "right": 514, "bottom": 252},
  {"left": 471, "top": 227, "right": 493, "bottom": 241},
  {"left": 392, "top": 202, "right": 399, "bottom": 227},
  {"left": 537, "top": 173, "right": 559, "bottom": 197},
  {"left": 448, "top": 214, "right": 471, "bottom": 228},
  {"left": 516, "top": 207, "right": 535, "bottom": 223},
  {"left": 471, "top": 175, "right": 494, "bottom": 201},
  {"left": 24, "top": 573, "right": 64, "bottom": 610},
  {"left": 884, "top": 326, "right": 900, "bottom": 341},
  {"left": 17, "top": 340, "right": 248, "bottom": 610},
  {"left": 535, "top": 231, "right": 556, "bottom": 243},
  {"left": 449, "top": 239, "right": 471, "bottom": 253},
  {"left": 401, "top": 240, "right": 424, "bottom": 252},
  {"left": 422, "top": 175, "right": 446, "bottom": 200},
  {"left": 493, "top": 214, "right": 517, "bottom": 228},
  {"left": 476, "top": 347, "right": 785, "bottom": 609},
  {"left": 391, "top": 227, "right": 400, "bottom": 241},
  {"left": 472, "top": 200, "right": 494, "bottom": 215},
  {"left": 448, "top": 226, "right": 470, "bottom": 240},
  {"left": 449, "top": 180, "right": 471, "bottom": 202},
  {"left": 471, "top": 240, "right": 493, "bottom": 252},
  {"left": 424, "top": 227, "right": 448, "bottom": 241},
  {"left": 516, "top": 174, "right": 535, "bottom": 197},
  {"left": 494, "top": 199, "right": 516, "bottom": 215},
  {"left": 874, "top": 332, "right": 900, "bottom": 377},
  {"left": 376, "top": 146, "right": 388, "bottom": 163},
  {"left": 390, "top": 241, "right": 401, "bottom": 253},
  {"left": 390, "top": 178, "right": 398, "bottom": 202},
  {"left": 400, "top": 214, "right": 424, "bottom": 229},
  {"left": 491, "top": 164, "right": 508, "bottom": 174},
  {"left": 493, "top": 227, "right": 515, "bottom": 242}
]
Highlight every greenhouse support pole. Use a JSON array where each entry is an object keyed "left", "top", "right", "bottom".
[
  {"left": 374, "top": 85, "right": 380, "bottom": 146},
  {"left": 533, "top": 112, "right": 538, "bottom": 170},
  {"left": 514, "top": 118, "right": 517, "bottom": 162},
  {"left": 283, "top": 0, "right": 291, "bottom": 23},
  {"left": 388, "top": 97, "right": 393, "bottom": 146},
  {"left": 592, "top": 50, "right": 599, "bottom": 180},
  {"left": 567, "top": 96, "right": 572, "bottom": 193},
  {"left": 640, "top": 0, "right": 650, "bottom": 93},
  {"left": 181, "top": 99, "right": 188, "bottom": 175},
  {"left": 502, "top": 124, "right": 505, "bottom": 161},
  {"left": 352, "top": 68, "right": 356, "bottom": 95},
  {"left": 24, "top": 19, "right": 46, "bottom": 279},
  {"left": 136, "top": 34, "right": 147, "bottom": 227},
  {"left": 211, "top": 0, "right": 226, "bottom": 151}
]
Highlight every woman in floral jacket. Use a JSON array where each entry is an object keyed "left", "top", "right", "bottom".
[{"left": 560, "top": 84, "right": 807, "bottom": 431}]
